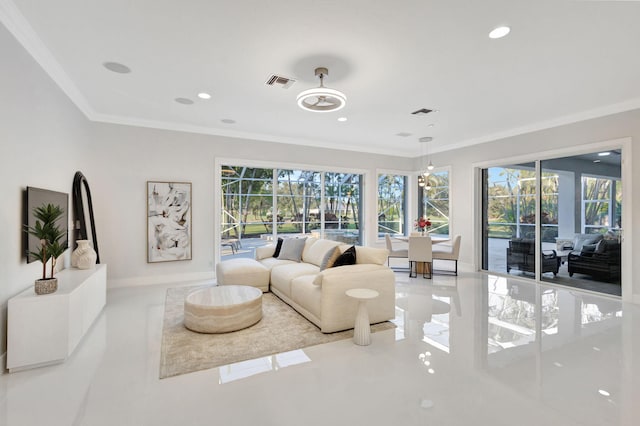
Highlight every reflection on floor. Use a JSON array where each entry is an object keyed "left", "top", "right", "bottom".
[{"left": 1, "top": 268, "right": 638, "bottom": 425}]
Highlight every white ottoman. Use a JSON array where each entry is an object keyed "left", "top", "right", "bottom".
[{"left": 216, "top": 258, "right": 270, "bottom": 292}]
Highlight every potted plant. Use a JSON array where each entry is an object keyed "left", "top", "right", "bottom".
[{"left": 25, "top": 203, "right": 67, "bottom": 294}]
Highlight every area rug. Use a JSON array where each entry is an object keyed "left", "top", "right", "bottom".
[{"left": 159, "top": 285, "right": 395, "bottom": 379}]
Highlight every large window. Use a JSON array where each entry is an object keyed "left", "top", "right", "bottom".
[
  {"left": 582, "top": 176, "right": 621, "bottom": 234},
  {"left": 377, "top": 173, "right": 407, "bottom": 236},
  {"left": 276, "top": 170, "right": 321, "bottom": 236},
  {"left": 220, "top": 165, "right": 363, "bottom": 258},
  {"left": 418, "top": 170, "right": 450, "bottom": 237}
]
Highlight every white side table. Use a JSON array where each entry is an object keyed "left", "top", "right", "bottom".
[{"left": 345, "top": 288, "right": 380, "bottom": 346}]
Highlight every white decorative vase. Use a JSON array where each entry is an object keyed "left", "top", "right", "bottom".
[{"left": 72, "top": 240, "right": 97, "bottom": 270}]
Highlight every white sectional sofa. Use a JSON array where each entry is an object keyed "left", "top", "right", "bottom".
[{"left": 218, "top": 237, "right": 396, "bottom": 333}]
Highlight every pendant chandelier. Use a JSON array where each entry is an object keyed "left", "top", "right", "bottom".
[
  {"left": 297, "top": 67, "right": 347, "bottom": 112},
  {"left": 418, "top": 137, "right": 434, "bottom": 190}
]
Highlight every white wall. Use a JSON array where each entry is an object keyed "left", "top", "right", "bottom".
[
  {"left": 0, "top": 25, "right": 93, "bottom": 356},
  {"left": 86, "top": 124, "right": 414, "bottom": 286},
  {"left": 429, "top": 109, "right": 640, "bottom": 301}
]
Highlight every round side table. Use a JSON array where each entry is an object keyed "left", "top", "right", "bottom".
[{"left": 345, "top": 288, "right": 380, "bottom": 345}]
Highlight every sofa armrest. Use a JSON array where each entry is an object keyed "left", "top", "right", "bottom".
[
  {"left": 314, "top": 264, "right": 396, "bottom": 333},
  {"left": 255, "top": 245, "right": 276, "bottom": 260}
]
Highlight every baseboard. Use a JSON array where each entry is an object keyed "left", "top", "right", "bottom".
[
  {"left": 108, "top": 271, "right": 215, "bottom": 289},
  {"left": 1, "top": 351, "right": 7, "bottom": 375}
]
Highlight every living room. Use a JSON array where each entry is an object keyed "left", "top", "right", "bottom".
[{"left": 2, "top": 1, "right": 640, "bottom": 424}]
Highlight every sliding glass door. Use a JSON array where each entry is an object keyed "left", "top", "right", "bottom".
[
  {"left": 539, "top": 153, "right": 622, "bottom": 296},
  {"left": 481, "top": 150, "right": 623, "bottom": 296},
  {"left": 481, "top": 163, "right": 537, "bottom": 281}
]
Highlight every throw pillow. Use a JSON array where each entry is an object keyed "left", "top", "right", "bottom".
[
  {"left": 277, "top": 237, "right": 307, "bottom": 262},
  {"left": 333, "top": 245, "right": 356, "bottom": 267},
  {"left": 595, "top": 239, "right": 607, "bottom": 253},
  {"left": 273, "top": 238, "right": 284, "bottom": 258},
  {"left": 319, "top": 247, "right": 341, "bottom": 271}
]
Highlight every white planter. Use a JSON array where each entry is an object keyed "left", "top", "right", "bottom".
[{"left": 72, "top": 240, "right": 97, "bottom": 270}]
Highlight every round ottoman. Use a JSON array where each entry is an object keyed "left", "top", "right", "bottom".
[
  {"left": 216, "top": 258, "right": 270, "bottom": 291},
  {"left": 184, "top": 285, "right": 262, "bottom": 333}
]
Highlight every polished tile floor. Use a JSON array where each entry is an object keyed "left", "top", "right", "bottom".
[{"left": 1, "top": 268, "right": 638, "bottom": 426}]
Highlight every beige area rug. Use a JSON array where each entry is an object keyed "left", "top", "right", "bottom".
[{"left": 159, "top": 285, "right": 395, "bottom": 379}]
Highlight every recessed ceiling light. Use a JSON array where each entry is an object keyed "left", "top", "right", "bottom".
[
  {"left": 197, "top": 92, "right": 211, "bottom": 100},
  {"left": 598, "top": 389, "right": 611, "bottom": 397},
  {"left": 175, "top": 97, "right": 194, "bottom": 105},
  {"left": 221, "top": 119, "right": 236, "bottom": 124},
  {"left": 489, "top": 26, "right": 511, "bottom": 39},
  {"left": 103, "top": 62, "right": 131, "bottom": 74},
  {"left": 428, "top": 124, "right": 435, "bottom": 127},
  {"left": 337, "top": 117, "right": 347, "bottom": 122},
  {"left": 598, "top": 152, "right": 611, "bottom": 156}
]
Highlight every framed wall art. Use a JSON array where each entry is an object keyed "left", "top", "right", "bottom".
[{"left": 147, "top": 181, "right": 192, "bottom": 263}]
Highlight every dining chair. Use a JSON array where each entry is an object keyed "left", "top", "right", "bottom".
[
  {"left": 385, "top": 234, "right": 408, "bottom": 267},
  {"left": 409, "top": 236, "right": 432, "bottom": 279},
  {"left": 432, "top": 235, "right": 461, "bottom": 275}
]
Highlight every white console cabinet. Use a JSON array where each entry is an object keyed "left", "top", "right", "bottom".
[{"left": 7, "top": 264, "right": 107, "bottom": 372}]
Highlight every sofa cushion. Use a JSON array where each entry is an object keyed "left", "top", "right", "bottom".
[
  {"left": 258, "top": 257, "right": 297, "bottom": 270},
  {"left": 273, "top": 238, "right": 284, "bottom": 257},
  {"left": 302, "top": 237, "right": 319, "bottom": 259},
  {"left": 255, "top": 244, "right": 276, "bottom": 260},
  {"left": 595, "top": 239, "right": 607, "bottom": 254},
  {"left": 333, "top": 245, "right": 356, "bottom": 267},
  {"left": 319, "top": 246, "right": 341, "bottom": 271},
  {"left": 303, "top": 238, "right": 341, "bottom": 266},
  {"left": 572, "top": 234, "right": 603, "bottom": 252},
  {"left": 278, "top": 237, "right": 307, "bottom": 262},
  {"left": 270, "top": 262, "right": 320, "bottom": 296},
  {"left": 355, "top": 246, "right": 389, "bottom": 265}
]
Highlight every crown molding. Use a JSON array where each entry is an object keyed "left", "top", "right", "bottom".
[{"left": 0, "top": 0, "right": 96, "bottom": 118}]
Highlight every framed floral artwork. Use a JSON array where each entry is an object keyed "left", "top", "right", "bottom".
[{"left": 147, "top": 181, "right": 192, "bottom": 262}]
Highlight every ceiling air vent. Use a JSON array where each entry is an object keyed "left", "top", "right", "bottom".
[
  {"left": 265, "top": 74, "right": 296, "bottom": 89},
  {"left": 411, "top": 108, "right": 433, "bottom": 115}
]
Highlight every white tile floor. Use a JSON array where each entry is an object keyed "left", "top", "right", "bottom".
[{"left": 1, "top": 268, "right": 638, "bottom": 426}]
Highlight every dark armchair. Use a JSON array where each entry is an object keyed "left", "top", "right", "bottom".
[
  {"left": 506, "top": 238, "right": 560, "bottom": 276},
  {"left": 568, "top": 239, "right": 621, "bottom": 282}
]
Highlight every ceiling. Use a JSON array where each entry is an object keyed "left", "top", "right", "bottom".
[{"left": 2, "top": 0, "right": 640, "bottom": 157}]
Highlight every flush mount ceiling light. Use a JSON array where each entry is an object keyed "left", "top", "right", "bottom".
[
  {"left": 489, "top": 26, "right": 511, "bottom": 39},
  {"left": 297, "top": 67, "right": 346, "bottom": 113}
]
